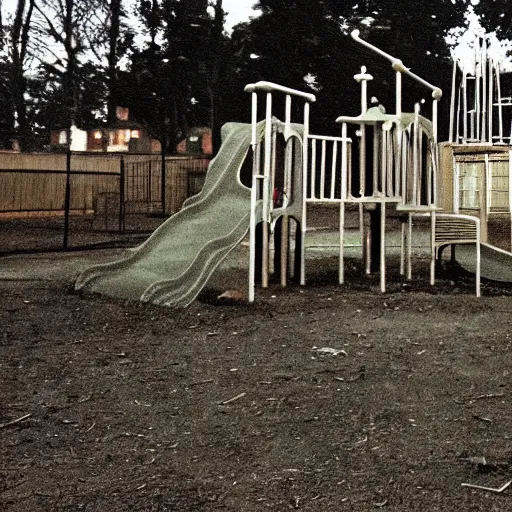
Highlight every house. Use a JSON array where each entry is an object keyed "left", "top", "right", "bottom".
[
  {"left": 50, "top": 107, "right": 161, "bottom": 153},
  {"left": 176, "top": 127, "right": 212, "bottom": 157}
]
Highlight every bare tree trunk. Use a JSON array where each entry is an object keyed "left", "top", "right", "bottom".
[
  {"left": 10, "top": 0, "right": 34, "bottom": 150},
  {"left": 107, "top": 0, "right": 122, "bottom": 124},
  {"left": 63, "top": 0, "right": 77, "bottom": 128}
]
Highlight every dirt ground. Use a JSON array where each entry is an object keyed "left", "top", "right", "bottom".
[{"left": 1, "top": 219, "right": 512, "bottom": 511}]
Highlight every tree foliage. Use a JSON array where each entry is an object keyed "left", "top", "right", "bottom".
[{"left": 1, "top": 0, "right": 510, "bottom": 152}]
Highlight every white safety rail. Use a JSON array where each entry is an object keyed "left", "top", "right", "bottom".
[
  {"left": 302, "top": 129, "right": 352, "bottom": 286},
  {"left": 449, "top": 33, "right": 512, "bottom": 145},
  {"left": 348, "top": 30, "right": 443, "bottom": 292},
  {"left": 244, "top": 81, "right": 316, "bottom": 302},
  {"left": 305, "top": 132, "right": 351, "bottom": 203}
]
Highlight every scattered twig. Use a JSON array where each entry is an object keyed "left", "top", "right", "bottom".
[
  {"left": 189, "top": 379, "right": 214, "bottom": 387},
  {"left": 0, "top": 413, "right": 32, "bottom": 429},
  {"left": 461, "top": 480, "right": 512, "bottom": 493},
  {"left": 474, "top": 393, "right": 505, "bottom": 400},
  {"left": 85, "top": 422, "right": 96, "bottom": 432},
  {"left": 219, "top": 392, "right": 246, "bottom": 405},
  {"left": 0, "top": 479, "right": 27, "bottom": 494},
  {"left": 473, "top": 415, "right": 492, "bottom": 423}
]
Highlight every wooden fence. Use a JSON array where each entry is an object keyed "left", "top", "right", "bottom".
[{"left": 0, "top": 153, "right": 208, "bottom": 218}]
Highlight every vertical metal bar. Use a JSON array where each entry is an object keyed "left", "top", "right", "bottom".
[
  {"left": 320, "top": 139, "right": 326, "bottom": 200},
  {"left": 413, "top": 104, "right": 420, "bottom": 205},
  {"left": 281, "top": 215, "right": 288, "bottom": 288},
  {"left": 509, "top": 150, "right": 512, "bottom": 251},
  {"left": 161, "top": 150, "right": 166, "bottom": 215},
  {"left": 497, "top": 62, "right": 504, "bottom": 143},
  {"left": 373, "top": 125, "right": 379, "bottom": 194},
  {"left": 300, "top": 102, "right": 310, "bottom": 286},
  {"left": 251, "top": 92, "right": 258, "bottom": 148},
  {"left": 430, "top": 212, "right": 436, "bottom": 286},
  {"left": 285, "top": 94, "right": 291, "bottom": 128},
  {"left": 262, "top": 92, "right": 273, "bottom": 288},
  {"left": 119, "top": 157, "right": 125, "bottom": 233},
  {"left": 482, "top": 40, "right": 487, "bottom": 142},
  {"left": 476, "top": 221, "right": 481, "bottom": 297},
  {"left": 475, "top": 37, "right": 481, "bottom": 141},
  {"left": 341, "top": 123, "right": 348, "bottom": 200},
  {"left": 456, "top": 86, "right": 461, "bottom": 143},
  {"left": 386, "top": 130, "right": 393, "bottom": 196},
  {"left": 381, "top": 128, "right": 387, "bottom": 196},
  {"left": 449, "top": 60, "right": 457, "bottom": 143},
  {"left": 271, "top": 128, "right": 277, "bottom": 205},
  {"left": 463, "top": 71, "right": 468, "bottom": 143},
  {"left": 248, "top": 92, "right": 259, "bottom": 303},
  {"left": 489, "top": 59, "right": 494, "bottom": 144},
  {"left": 380, "top": 201, "right": 386, "bottom": 293},
  {"left": 400, "top": 220, "right": 405, "bottom": 275},
  {"left": 453, "top": 161, "right": 460, "bottom": 213},
  {"left": 360, "top": 126, "right": 366, "bottom": 197},
  {"left": 310, "top": 139, "right": 316, "bottom": 199},
  {"left": 249, "top": 175, "right": 258, "bottom": 303},
  {"left": 348, "top": 141, "right": 353, "bottom": 198},
  {"left": 339, "top": 202, "right": 345, "bottom": 284},
  {"left": 396, "top": 71, "right": 402, "bottom": 117},
  {"left": 485, "top": 153, "right": 491, "bottom": 215},
  {"left": 402, "top": 131, "right": 409, "bottom": 204},
  {"left": 63, "top": 149, "right": 72, "bottom": 249},
  {"left": 330, "top": 141, "right": 337, "bottom": 200},
  {"left": 407, "top": 213, "right": 412, "bottom": 281}
]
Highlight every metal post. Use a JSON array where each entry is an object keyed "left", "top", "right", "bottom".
[
  {"left": 407, "top": 212, "right": 412, "bottom": 281},
  {"left": 380, "top": 201, "right": 386, "bottom": 293},
  {"left": 161, "top": 149, "right": 166, "bottom": 215},
  {"left": 248, "top": 92, "right": 258, "bottom": 303},
  {"left": 339, "top": 202, "right": 345, "bottom": 284},
  {"left": 430, "top": 211, "right": 436, "bottom": 286},
  {"left": 449, "top": 60, "right": 457, "bottom": 143},
  {"left": 262, "top": 92, "right": 272, "bottom": 288},
  {"left": 119, "top": 157, "right": 125, "bottom": 233},
  {"left": 509, "top": 150, "right": 512, "bottom": 252},
  {"left": 63, "top": 149, "right": 72, "bottom": 249},
  {"left": 300, "top": 102, "right": 310, "bottom": 286}
]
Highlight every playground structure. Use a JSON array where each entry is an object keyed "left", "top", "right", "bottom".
[
  {"left": 441, "top": 26, "right": 512, "bottom": 258},
  {"left": 76, "top": 29, "right": 512, "bottom": 305},
  {"left": 449, "top": 31, "right": 512, "bottom": 146}
]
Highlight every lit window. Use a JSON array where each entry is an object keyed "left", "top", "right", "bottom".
[
  {"left": 124, "top": 129, "right": 131, "bottom": 142},
  {"left": 58, "top": 130, "right": 67, "bottom": 144},
  {"left": 189, "top": 136, "right": 199, "bottom": 142},
  {"left": 131, "top": 130, "right": 140, "bottom": 139},
  {"left": 94, "top": 130, "right": 102, "bottom": 140}
]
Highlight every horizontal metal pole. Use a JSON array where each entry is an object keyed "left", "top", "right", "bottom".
[
  {"left": 351, "top": 30, "right": 442, "bottom": 99},
  {"left": 244, "top": 81, "right": 316, "bottom": 103},
  {"left": 308, "top": 134, "right": 352, "bottom": 142}
]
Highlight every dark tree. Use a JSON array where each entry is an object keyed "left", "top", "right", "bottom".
[{"left": 119, "top": 0, "right": 227, "bottom": 153}]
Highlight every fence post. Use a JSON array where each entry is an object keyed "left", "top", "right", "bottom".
[
  {"left": 119, "top": 157, "right": 125, "bottom": 233},
  {"left": 161, "top": 150, "right": 166, "bottom": 215},
  {"left": 63, "top": 149, "right": 72, "bottom": 249}
]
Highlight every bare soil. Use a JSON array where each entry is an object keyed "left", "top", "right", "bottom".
[{"left": 1, "top": 222, "right": 512, "bottom": 511}]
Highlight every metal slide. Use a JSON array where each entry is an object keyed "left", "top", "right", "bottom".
[
  {"left": 454, "top": 243, "right": 512, "bottom": 282},
  {"left": 76, "top": 122, "right": 263, "bottom": 307}
]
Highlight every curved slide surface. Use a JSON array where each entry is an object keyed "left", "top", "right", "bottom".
[
  {"left": 76, "top": 122, "right": 261, "bottom": 307},
  {"left": 454, "top": 243, "right": 512, "bottom": 282}
]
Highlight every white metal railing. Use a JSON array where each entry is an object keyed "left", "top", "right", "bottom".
[
  {"left": 245, "top": 81, "right": 315, "bottom": 299},
  {"left": 305, "top": 132, "right": 352, "bottom": 202}
]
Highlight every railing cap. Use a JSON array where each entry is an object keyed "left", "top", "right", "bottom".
[{"left": 244, "top": 81, "right": 316, "bottom": 103}]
